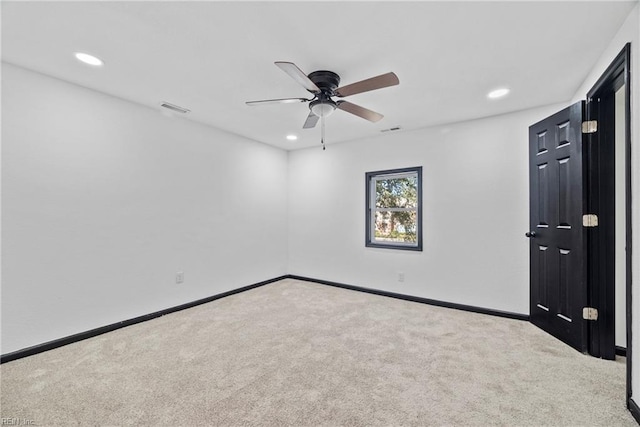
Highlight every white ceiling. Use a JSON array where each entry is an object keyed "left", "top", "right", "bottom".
[{"left": 2, "top": 1, "right": 637, "bottom": 150}]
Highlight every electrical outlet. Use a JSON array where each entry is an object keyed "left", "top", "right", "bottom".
[
  {"left": 176, "top": 271, "right": 184, "bottom": 284},
  {"left": 398, "top": 272, "right": 405, "bottom": 283}
]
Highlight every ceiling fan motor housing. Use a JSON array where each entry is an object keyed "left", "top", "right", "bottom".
[{"left": 307, "top": 70, "right": 341, "bottom": 95}]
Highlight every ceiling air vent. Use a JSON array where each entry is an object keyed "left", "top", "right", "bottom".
[
  {"left": 381, "top": 126, "right": 401, "bottom": 133},
  {"left": 160, "top": 102, "right": 190, "bottom": 114}
]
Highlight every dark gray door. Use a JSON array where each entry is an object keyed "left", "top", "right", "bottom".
[{"left": 528, "top": 102, "right": 587, "bottom": 352}]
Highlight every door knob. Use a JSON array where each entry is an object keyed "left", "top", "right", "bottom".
[{"left": 525, "top": 231, "right": 537, "bottom": 238}]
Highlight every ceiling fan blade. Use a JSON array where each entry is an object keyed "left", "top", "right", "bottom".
[
  {"left": 303, "top": 111, "right": 320, "bottom": 129},
  {"left": 337, "top": 101, "right": 384, "bottom": 122},
  {"left": 335, "top": 72, "right": 399, "bottom": 98},
  {"left": 246, "top": 97, "right": 309, "bottom": 106},
  {"left": 275, "top": 62, "right": 321, "bottom": 93}
]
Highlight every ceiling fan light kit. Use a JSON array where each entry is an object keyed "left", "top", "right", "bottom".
[
  {"left": 246, "top": 62, "right": 399, "bottom": 150},
  {"left": 309, "top": 99, "right": 336, "bottom": 117}
]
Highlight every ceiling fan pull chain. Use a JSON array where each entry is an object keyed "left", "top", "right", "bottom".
[{"left": 321, "top": 113, "right": 326, "bottom": 150}]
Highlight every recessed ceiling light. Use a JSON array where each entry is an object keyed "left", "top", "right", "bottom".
[
  {"left": 487, "top": 88, "right": 510, "bottom": 99},
  {"left": 74, "top": 52, "right": 104, "bottom": 67},
  {"left": 286, "top": 134, "right": 298, "bottom": 141}
]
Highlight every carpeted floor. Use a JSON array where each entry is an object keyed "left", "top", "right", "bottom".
[{"left": 0, "top": 278, "right": 635, "bottom": 426}]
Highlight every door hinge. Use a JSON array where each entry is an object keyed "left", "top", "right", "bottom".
[
  {"left": 583, "top": 214, "right": 598, "bottom": 227},
  {"left": 582, "top": 120, "right": 597, "bottom": 134},
  {"left": 583, "top": 307, "right": 599, "bottom": 321}
]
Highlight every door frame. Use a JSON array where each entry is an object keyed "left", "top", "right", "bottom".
[{"left": 584, "top": 43, "right": 632, "bottom": 402}]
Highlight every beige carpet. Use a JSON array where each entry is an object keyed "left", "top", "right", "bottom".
[{"left": 0, "top": 278, "right": 635, "bottom": 426}]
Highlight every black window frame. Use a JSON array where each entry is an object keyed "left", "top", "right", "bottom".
[{"left": 365, "top": 166, "right": 423, "bottom": 251}]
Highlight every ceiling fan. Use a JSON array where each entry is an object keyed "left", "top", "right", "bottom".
[{"left": 246, "top": 62, "right": 399, "bottom": 149}]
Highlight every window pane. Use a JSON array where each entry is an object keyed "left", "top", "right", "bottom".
[
  {"left": 366, "top": 166, "right": 422, "bottom": 251},
  {"left": 375, "top": 175, "right": 418, "bottom": 209},
  {"left": 373, "top": 210, "right": 418, "bottom": 244}
]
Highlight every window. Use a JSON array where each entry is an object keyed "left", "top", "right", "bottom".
[{"left": 366, "top": 167, "right": 422, "bottom": 251}]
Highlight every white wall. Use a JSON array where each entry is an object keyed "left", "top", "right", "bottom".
[
  {"left": 1, "top": 63, "right": 289, "bottom": 354},
  {"left": 288, "top": 103, "right": 564, "bottom": 315},
  {"left": 570, "top": 3, "right": 639, "bottom": 405}
]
